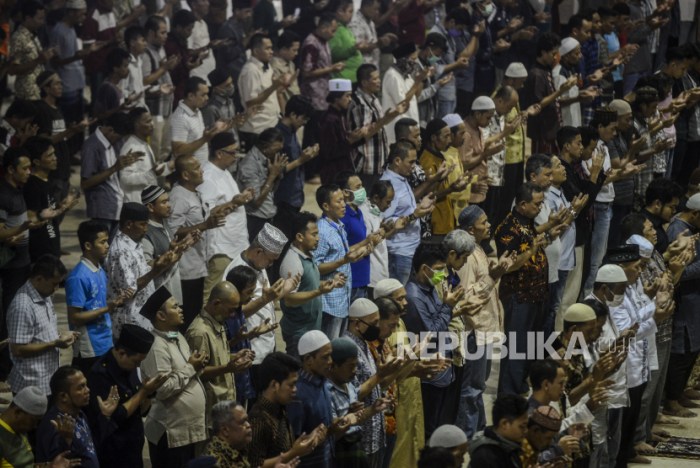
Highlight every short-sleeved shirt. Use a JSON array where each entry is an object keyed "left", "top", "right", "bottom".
[
  {"left": 34, "top": 100, "right": 71, "bottom": 181},
  {"left": 0, "top": 179, "right": 30, "bottom": 270},
  {"left": 238, "top": 57, "right": 281, "bottom": 134},
  {"left": 274, "top": 121, "right": 304, "bottom": 209},
  {"left": 341, "top": 205, "right": 370, "bottom": 288},
  {"left": 81, "top": 128, "right": 123, "bottom": 221},
  {"left": 49, "top": 21, "right": 86, "bottom": 94},
  {"left": 236, "top": 146, "right": 278, "bottom": 219},
  {"left": 65, "top": 258, "right": 112, "bottom": 358},
  {"left": 23, "top": 175, "right": 60, "bottom": 261},
  {"left": 300, "top": 33, "right": 332, "bottom": 111},
  {"left": 80, "top": 9, "right": 117, "bottom": 76},
  {"left": 380, "top": 169, "right": 419, "bottom": 257},
  {"left": 313, "top": 217, "right": 352, "bottom": 318},
  {"left": 36, "top": 407, "right": 98, "bottom": 468},
  {"left": 168, "top": 183, "right": 209, "bottom": 280},
  {"left": 10, "top": 25, "right": 43, "bottom": 100},
  {"left": 141, "top": 44, "right": 174, "bottom": 118},
  {"left": 0, "top": 418, "right": 34, "bottom": 468},
  {"left": 170, "top": 100, "right": 208, "bottom": 164},
  {"left": 7, "top": 281, "right": 59, "bottom": 394}
]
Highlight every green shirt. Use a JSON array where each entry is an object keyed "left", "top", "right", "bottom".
[
  {"left": 279, "top": 246, "right": 322, "bottom": 350},
  {"left": 0, "top": 418, "right": 34, "bottom": 468},
  {"left": 329, "top": 24, "right": 363, "bottom": 83}
]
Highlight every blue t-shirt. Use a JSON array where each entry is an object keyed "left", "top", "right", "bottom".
[
  {"left": 65, "top": 260, "right": 113, "bottom": 357},
  {"left": 341, "top": 205, "right": 370, "bottom": 289}
]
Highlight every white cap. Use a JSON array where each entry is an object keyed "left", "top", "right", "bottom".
[
  {"left": 298, "top": 330, "right": 330, "bottom": 356},
  {"left": 13, "top": 386, "right": 48, "bottom": 416},
  {"left": 505, "top": 62, "right": 527, "bottom": 78},
  {"left": 559, "top": 37, "right": 580, "bottom": 56},
  {"left": 349, "top": 298, "right": 378, "bottom": 318},
  {"left": 373, "top": 278, "right": 404, "bottom": 299},
  {"left": 442, "top": 113, "right": 463, "bottom": 128},
  {"left": 563, "top": 303, "right": 596, "bottom": 323},
  {"left": 687, "top": 193, "right": 700, "bottom": 210},
  {"left": 626, "top": 234, "right": 653, "bottom": 259},
  {"left": 329, "top": 79, "right": 352, "bottom": 92},
  {"left": 595, "top": 264, "right": 627, "bottom": 283},
  {"left": 255, "top": 223, "right": 288, "bottom": 256},
  {"left": 471, "top": 96, "right": 495, "bottom": 111},
  {"left": 428, "top": 424, "right": 467, "bottom": 448}
]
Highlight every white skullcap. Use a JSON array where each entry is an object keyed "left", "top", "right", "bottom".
[
  {"left": 471, "top": 96, "right": 495, "bottom": 111},
  {"left": 442, "top": 113, "right": 463, "bottom": 129},
  {"left": 329, "top": 79, "right": 352, "bottom": 92},
  {"left": 13, "top": 386, "right": 48, "bottom": 416},
  {"left": 255, "top": 223, "right": 288, "bottom": 255},
  {"left": 626, "top": 234, "right": 653, "bottom": 259},
  {"left": 563, "top": 303, "right": 596, "bottom": 323},
  {"left": 559, "top": 37, "right": 580, "bottom": 56},
  {"left": 687, "top": 193, "right": 700, "bottom": 210},
  {"left": 349, "top": 298, "right": 379, "bottom": 318},
  {"left": 505, "top": 62, "right": 527, "bottom": 78},
  {"left": 609, "top": 99, "right": 632, "bottom": 116},
  {"left": 595, "top": 264, "right": 627, "bottom": 283},
  {"left": 298, "top": 330, "right": 330, "bottom": 356},
  {"left": 373, "top": 278, "right": 404, "bottom": 299},
  {"left": 429, "top": 424, "right": 468, "bottom": 448}
]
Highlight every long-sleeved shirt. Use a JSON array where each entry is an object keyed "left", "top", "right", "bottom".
[
  {"left": 119, "top": 135, "right": 158, "bottom": 203},
  {"left": 313, "top": 217, "right": 352, "bottom": 318},
  {"left": 379, "top": 169, "right": 419, "bottom": 258},
  {"left": 381, "top": 67, "right": 419, "bottom": 144}
]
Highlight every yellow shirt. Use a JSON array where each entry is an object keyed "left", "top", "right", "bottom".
[
  {"left": 0, "top": 417, "right": 33, "bottom": 468},
  {"left": 505, "top": 104, "right": 525, "bottom": 165},
  {"left": 420, "top": 148, "right": 455, "bottom": 235},
  {"left": 444, "top": 146, "right": 471, "bottom": 223}
]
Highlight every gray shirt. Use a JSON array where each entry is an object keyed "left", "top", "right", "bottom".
[
  {"left": 168, "top": 183, "right": 209, "bottom": 280},
  {"left": 49, "top": 22, "right": 86, "bottom": 94},
  {"left": 236, "top": 146, "right": 278, "bottom": 220},
  {"left": 81, "top": 128, "right": 123, "bottom": 220}
]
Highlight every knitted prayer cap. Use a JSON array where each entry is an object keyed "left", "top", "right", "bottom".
[{"left": 141, "top": 185, "right": 166, "bottom": 205}]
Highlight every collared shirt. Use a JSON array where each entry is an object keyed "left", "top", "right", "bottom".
[
  {"left": 274, "top": 121, "right": 304, "bottom": 208},
  {"left": 380, "top": 169, "right": 420, "bottom": 256},
  {"left": 65, "top": 258, "right": 112, "bottom": 359},
  {"left": 124, "top": 53, "right": 146, "bottom": 107},
  {"left": 381, "top": 67, "right": 419, "bottom": 143},
  {"left": 545, "top": 186, "right": 576, "bottom": 272},
  {"left": 642, "top": 209, "right": 670, "bottom": 254},
  {"left": 607, "top": 131, "right": 635, "bottom": 207},
  {"left": 318, "top": 106, "right": 357, "bottom": 184},
  {"left": 341, "top": 205, "right": 370, "bottom": 288},
  {"left": 119, "top": 135, "right": 158, "bottom": 203},
  {"left": 583, "top": 140, "right": 614, "bottom": 202},
  {"left": 313, "top": 217, "right": 352, "bottom": 317},
  {"left": 300, "top": 33, "right": 333, "bottom": 111},
  {"left": 204, "top": 435, "right": 251, "bottom": 468},
  {"left": 10, "top": 25, "right": 43, "bottom": 99},
  {"left": 360, "top": 204, "right": 389, "bottom": 287},
  {"left": 461, "top": 120, "right": 488, "bottom": 204},
  {"left": 186, "top": 311, "right": 236, "bottom": 415},
  {"left": 50, "top": 21, "right": 86, "bottom": 94},
  {"left": 81, "top": 128, "right": 123, "bottom": 220},
  {"left": 164, "top": 34, "right": 192, "bottom": 103},
  {"left": 105, "top": 231, "right": 155, "bottom": 336},
  {"left": 201, "top": 93, "right": 238, "bottom": 137},
  {"left": 36, "top": 407, "right": 98, "bottom": 468},
  {"left": 141, "top": 44, "right": 173, "bottom": 118},
  {"left": 327, "top": 378, "right": 361, "bottom": 436},
  {"left": 348, "top": 88, "right": 388, "bottom": 176},
  {"left": 345, "top": 332, "right": 385, "bottom": 454},
  {"left": 0, "top": 178, "right": 29, "bottom": 269},
  {"left": 237, "top": 146, "right": 278, "bottom": 219},
  {"left": 349, "top": 10, "right": 379, "bottom": 67},
  {"left": 522, "top": 61, "right": 560, "bottom": 143},
  {"left": 141, "top": 329, "right": 207, "bottom": 448},
  {"left": 168, "top": 183, "right": 209, "bottom": 279},
  {"left": 188, "top": 19, "right": 216, "bottom": 82},
  {"left": 7, "top": 281, "right": 59, "bottom": 394},
  {"left": 633, "top": 116, "right": 657, "bottom": 202},
  {"left": 171, "top": 100, "right": 208, "bottom": 164},
  {"left": 555, "top": 63, "right": 581, "bottom": 128},
  {"left": 81, "top": 8, "right": 117, "bottom": 75},
  {"left": 248, "top": 397, "right": 294, "bottom": 466},
  {"left": 239, "top": 56, "right": 281, "bottom": 134},
  {"left": 280, "top": 245, "right": 323, "bottom": 345},
  {"left": 213, "top": 17, "right": 247, "bottom": 81},
  {"left": 495, "top": 210, "right": 549, "bottom": 303},
  {"left": 504, "top": 102, "right": 525, "bottom": 164},
  {"left": 142, "top": 219, "right": 183, "bottom": 303},
  {"left": 419, "top": 147, "right": 453, "bottom": 235},
  {"left": 270, "top": 56, "right": 300, "bottom": 103},
  {"left": 198, "top": 161, "right": 249, "bottom": 260},
  {"left": 486, "top": 114, "right": 507, "bottom": 187},
  {"left": 640, "top": 249, "right": 673, "bottom": 343}
]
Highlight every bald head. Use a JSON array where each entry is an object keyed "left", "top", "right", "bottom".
[{"left": 205, "top": 281, "right": 241, "bottom": 322}]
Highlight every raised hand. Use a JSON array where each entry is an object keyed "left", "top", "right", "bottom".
[
  {"left": 142, "top": 373, "right": 169, "bottom": 393},
  {"left": 443, "top": 284, "right": 465, "bottom": 307},
  {"left": 571, "top": 193, "right": 589, "bottom": 213},
  {"left": 262, "top": 278, "right": 286, "bottom": 302},
  {"left": 187, "top": 350, "right": 208, "bottom": 371},
  {"left": 97, "top": 385, "right": 120, "bottom": 418},
  {"left": 50, "top": 413, "right": 76, "bottom": 445},
  {"left": 115, "top": 150, "right": 145, "bottom": 170},
  {"left": 300, "top": 144, "right": 320, "bottom": 163}
]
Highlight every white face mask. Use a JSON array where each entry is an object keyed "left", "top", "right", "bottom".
[{"left": 607, "top": 293, "right": 624, "bottom": 308}]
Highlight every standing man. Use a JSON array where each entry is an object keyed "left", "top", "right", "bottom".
[{"left": 9, "top": 1, "right": 53, "bottom": 100}]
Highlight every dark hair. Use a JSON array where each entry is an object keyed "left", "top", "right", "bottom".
[
  {"left": 411, "top": 243, "right": 446, "bottom": 275},
  {"left": 557, "top": 126, "right": 581, "bottom": 150},
  {"left": 23, "top": 136, "right": 52, "bottom": 163},
  {"left": 515, "top": 181, "right": 543, "bottom": 204},
  {"left": 567, "top": 13, "right": 589, "bottom": 32},
  {"left": 446, "top": 7, "right": 471, "bottom": 26},
  {"left": 494, "top": 85, "right": 515, "bottom": 102},
  {"left": 666, "top": 45, "right": 694, "bottom": 63},
  {"left": 317, "top": 12, "right": 336, "bottom": 28},
  {"left": 357, "top": 63, "right": 378, "bottom": 85},
  {"left": 289, "top": 211, "right": 318, "bottom": 238},
  {"left": 334, "top": 0, "right": 354, "bottom": 11},
  {"left": 326, "top": 90, "right": 347, "bottom": 104},
  {"left": 395, "top": 118, "right": 418, "bottom": 140},
  {"left": 360, "top": 0, "right": 379, "bottom": 8},
  {"left": 77, "top": 220, "right": 109, "bottom": 250},
  {"left": 209, "top": 132, "right": 237, "bottom": 160},
  {"left": 597, "top": 6, "right": 616, "bottom": 19},
  {"left": 619, "top": 212, "right": 647, "bottom": 241},
  {"left": 249, "top": 33, "right": 269, "bottom": 51},
  {"left": 172, "top": 9, "right": 196, "bottom": 29},
  {"left": 334, "top": 170, "right": 358, "bottom": 190},
  {"left": 124, "top": 25, "right": 145, "bottom": 48},
  {"left": 375, "top": 297, "right": 402, "bottom": 320},
  {"left": 127, "top": 107, "right": 150, "bottom": 134},
  {"left": 255, "top": 127, "right": 284, "bottom": 149},
  {"left": 612, "top": 3, "right": 631, "bottom": 15},
  {"left": 20, "top": 0, "right": 45, "bottom": 20},
  {"left": 583, "top": 297, "right": 609, "bottom": 318},
  {"left": 418, "top": 447, "right": 458, "bottom": 468},
  {"left": 316, "top": 184, "right": 343, "bottom": 209},
  {"left": 105, "top": 47, "right": 130, "bottom": 74},
  {"left": 529, "top": 359, "right": 561, "bottom": 390},
  {"left": 49, "top": 365, "right": 82, "bottom": 399},
  {"left": 225, "top": 264, "right": 258, "bottom": 292},
  {"left": 30, "top": 254, "right": 67, "bottom": 279},
  {"left": 284, "top": 95, "right": 313, "bottom": 118},
  {"left": 104, "top": 112, "right": 131, "bottom": 136},
  {"left": 257, "top": 351, "right": 301, "bottom": 393},
  {"left": 645, "top": 177, "right": 683, "bottom": 206},
  {"left": 388, "top": 140, "right": 416, "bottom": 163},
  {"left": 536, "top": 32, "right": 561, "bottom": 58},
  {"left": 425, "top": 118, "right": 448, "bottom": 142},
  {"left": 144, "top": 15, "right": 166, "bottom": 34},
  {"left": 579, "top": 126, "right": 598, "bottom": 148},
  {"left": 185, "top": 76, "right": 207, "bottom": 98},
  {"left": 525, "top": 154, "right": 552, "bottom": 181},
  {"left": 492, "top": 393, "right": 529, "bottom": 426},
  {"left": 277, "top": 30, "right": 300, "bottom": 49},
  {"left": 2, "top": 147, "right": 30, "bottom": 170},
  {"left": 4, "top": 100, "right": 34, "bottom": 121},
  {"left": 369, "top": 180, "right": 394, "bottom": 200}
]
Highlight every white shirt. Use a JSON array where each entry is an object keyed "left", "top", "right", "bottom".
[
  {"left": 238, "top": 56, "right": 280, "bottom": 134},
  {"left": 553, "top": 64, "right": 581, "bottom": 128},
  {"left": 360, "top": 203, "right": 388, "bottom": 287},
  {"left": 119, "top": 134, "right": 158, "bottom": 203},
  {"left": 188, "top": 19, "right": 216, "bottom": 82},
  {"left": 197, "top": 161, "right": 249, "bottom": 260},
  {"left": 382, "top": 67, "right": 419, "bottom": 144},
  {"left": 583, "top": 140, "right": 615, "bottom": 202},
  {"left": 124, "top": 53, "right": 146, "bottom": 107},
  {"left": 171, "top": 100, "right": 208, "bottom": 164},
  {"left": 222, "top": 254, "right": 275, "bottom": 365}
]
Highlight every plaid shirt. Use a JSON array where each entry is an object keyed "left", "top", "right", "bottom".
[
  {"left": 348, "top": 88, "right": 388, "bottom": 176},
  {"left": 313, "top": 217, "right": 352, "bottom": 317},
  {"left": 328, "top": 378, "right": 361, "bottom": 436},
  {"left": 633, "top": 116, "right": 657, "bottom": 207},
  {"left": 641, "top": 250, "right": 673, "bottom": 343},
  {"left": 7, "top": 281, "right": 59, "bottom": 394}
]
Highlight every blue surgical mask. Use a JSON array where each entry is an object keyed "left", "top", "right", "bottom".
[
  {"left": 427, "top": 53, "right": 440, "bottom": 65},
  {"left": 353, "top": 187, "right": 367, "bottom": 205},
  {"left": 448, "top": 28, "right": 461, "bottom": 38}
]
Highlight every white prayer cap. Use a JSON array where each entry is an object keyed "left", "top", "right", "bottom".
[
  {"left": 559, "top": 37, "right": 580, "bottom": 56},
  {"left": 563, "top": 303, "right": 596, "bottom": 323},
  {"left": 329, "top": 79, "right": 352, "bottom": 92},
  {"left": 13, "top": 386, "right": 48, "bottom": 416},
  {"left": 505, "top": 62, "right": 527, "bottom": 78},
  {"left": 687, "top": 193, "right": 700, "bottom": 210},
  {"left": 428, "top": 424, "right": 467, "bottom": 448},
  {"left": 349, "top": 298, "right": 379, "bottom": 318},
  {"left": 471, "top": 96, "right": 495, "bottom": 111},
  {"left": 373, "top": 279, "right": 404, "bottom": 299},
  {"left": 626, "top": 234, "right": 653, "bottom": 259},
  {"left": 595, "top": 264, "right": 627, "bottom": 283},
  {"left": 442, "top": 113, "right": 463, "bottom": 129},
  {"left": 255, "top": 223, "right": 288, "bottom": 255},
  {"left": 298, "top": 330, "right": 330, "bottom": 356}
]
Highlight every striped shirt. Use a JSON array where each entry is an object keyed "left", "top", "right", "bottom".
[
  {"left": 313, "top": 217, "right": 352, "bottom": 318},
  {"left": 348, "top": 88, "right": 388, "bottom": 176}
]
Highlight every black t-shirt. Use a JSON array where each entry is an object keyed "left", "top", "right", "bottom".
[
  {"left": 23, "top": 175, "right": 60, "bottom": 261},
  {"left": 34, "top": 100, "right": 71, "bottom": 181},
  {"left": 0, "top": 180, "right": 30, "bottom": 269}
]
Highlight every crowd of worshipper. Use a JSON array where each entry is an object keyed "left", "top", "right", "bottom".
[{"left": 2, "top": 0, "right": 700, "bottom": 467}]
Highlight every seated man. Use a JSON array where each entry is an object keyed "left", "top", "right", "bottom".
[{"left": 468, "top": 394, "right": 528, "bottom": 466}]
